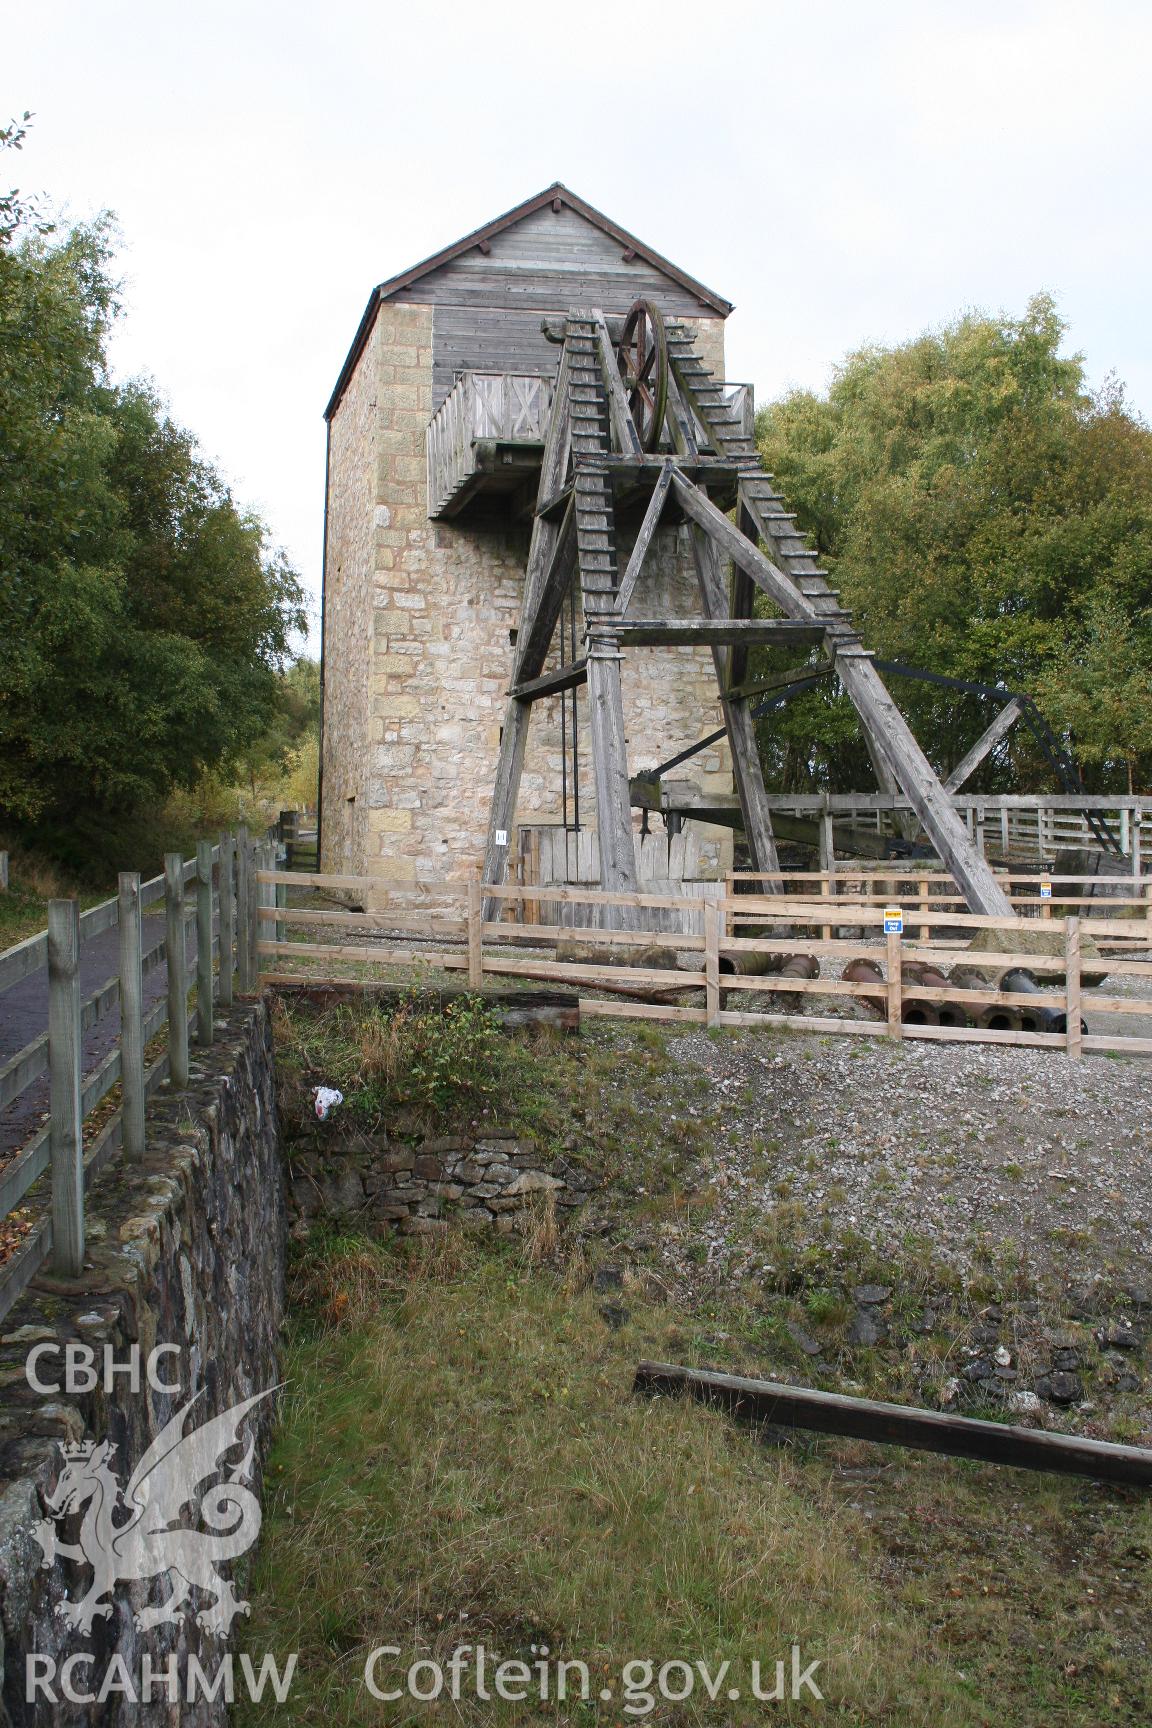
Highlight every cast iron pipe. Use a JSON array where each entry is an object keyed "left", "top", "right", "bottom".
[
  {"left": 1000, "top": 967, "right": 1085, "bottom": 1036},
  {"left": 947, "top": 965, "right": 1022, "bottom": 1032}
]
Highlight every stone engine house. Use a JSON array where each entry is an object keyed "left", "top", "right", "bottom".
[{"left": 319, "top": 184, "right": 745, "bottom": 890}]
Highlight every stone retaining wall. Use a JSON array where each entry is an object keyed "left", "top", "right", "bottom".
[
  {"left": 0, "top": 1004, "right": 286, "bottom": 1727},
  {"left": 287, "top": 1129, "right": 593, "bottom": 1238}
]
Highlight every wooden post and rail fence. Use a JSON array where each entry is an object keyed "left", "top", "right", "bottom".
[
  {"left": 0, "top": 828, "right": 279, "bottom": 1322},
  {"left": 252, "top": 864, "right": 1152, "bottom": 1058},
  {"left": 7, "top": 837, "right": 1144, "bottom": 1317}
]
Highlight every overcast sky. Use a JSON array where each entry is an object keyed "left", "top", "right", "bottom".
[{"left": 7, "top": 1, "right": 1150, "bottom": 648}]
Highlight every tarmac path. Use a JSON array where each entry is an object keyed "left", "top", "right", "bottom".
[{"left": 0, "top": 907, "right": 204, "bottom": 1161}]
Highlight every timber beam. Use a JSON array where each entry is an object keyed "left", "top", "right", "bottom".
[
  {"left": 945, "top": 698, "right": 1026, "bottom": 792},
  {"left": 510, "top": 658, "right": 588, "bottom": 701},
  {"left": 591, "top": 618, "right": 827, "bottom": 649},
  {"left": 635, "top": 1361, "right": 1152, "bottom": 1487}
]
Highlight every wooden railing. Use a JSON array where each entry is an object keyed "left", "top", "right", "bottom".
[
  {"left": 777, "top": 795, "right": 1149, "bottom": 865},
  {"left": 426, "top": 372, "right": 553, "bottom": 516},
  {"left": 0, "top": 828, "right": 277, "bottom": 1321},
  {"left": 254, "top": 870, "right": 1152, "bottom": 1061}
]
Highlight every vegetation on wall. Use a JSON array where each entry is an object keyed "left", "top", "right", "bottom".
[
  {"left": 754, "top": 294, "right": 1152, "bottom": 793},
  {"left": 0, "top": 116, "right": 306, "bottom": 843}
]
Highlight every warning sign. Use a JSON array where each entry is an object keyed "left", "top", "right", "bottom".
[
  {"left": 883, "top": 906, "right": 904, "bottom": 935},
  {"left": 1040, "top": 879, "right": 1052, "bottom": 900}
]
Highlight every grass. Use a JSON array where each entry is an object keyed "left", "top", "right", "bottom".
[
  {"left": 0, "top": 845, "right": 106, "bottom": 950},
  {"left": 238, "top": 1231, "right": 982, "bottom": 1726},
  {"left": 239, "top": 1227, "right": 1152, "bottom": 1727},
  {"left": 247, "top": 1002, "right": 1152, "bottom": 1724}
]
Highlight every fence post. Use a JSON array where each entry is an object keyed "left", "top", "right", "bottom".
[
  {"left": 275, "top": 850, "right": 287, "bottom": 946},
  {"left": 819, "top": 799, "right": 835, "bottom": 941},
  {"left": 165, "top": 853, "right": 190, "bottom": 1089},
  {"left": 217, "top": 831, "right": 235, "bottom": 1009},
  {"left": 256, "top": 841, "right": 275, "bottom": 982},
  {"left": 279, "top": 808, "right": 299, "bottom": 869},
  {"left": 195, "top": 839, "right": 214, "bottom": 1047},
  {"left": 236, "top": 825, "right": 253, "bottom": 993},
  {"left": 886, "top": 927, "right": 903, "bottom": 1039},
  {"left": 1065, "top": 916, "right": 1083, "bottom": 1061},
  {"left": 47, "top": 900, "right": 85, "bottom": 1275},
  {"left": 118, "top": 873, "right": 145, "bottom": 1161},
  {"left": 705, "top": 899, "right": 721, "bottom": 1028},
  {"left": 467, "top": 874, "right": 484, "bottom": 988},
  {"left": 0, "top": 850, "right": 8, "bottom": 890},
  {"left": 1132, "top": 818, "right": 1142, "bottom": 884}
]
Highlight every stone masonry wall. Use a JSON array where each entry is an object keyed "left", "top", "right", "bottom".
[
  {"left": 321, "top": 302, "right": 736, "bottom": 889},
  {"left": 0, "top": 1005, "right": 286, "bottom": 1727},
  {"left": 286, "top": 1127, "right": 593, "bottom": 1241},
  {"left": 321, "top": 314, "right": 382, "bottom": 877}
]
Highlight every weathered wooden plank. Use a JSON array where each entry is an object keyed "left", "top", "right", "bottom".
[
  {"left": 118, "top": 873, "right": 145, "bottom": 1160},
  {"left": 579, "top": 998, "right": 709, "bottom": 1025},
  {"left": 164, "top": 853, "right": 190, "bottom": 1089},
  {"left": 600, "top": 617, "right": 825, "bottom": 647},
  {"left": 47, "top": 900, "right": 84, "bottom": 1277},
  {"left": 195, "top": 839, "right": 214, "bottom": 1047},
  {"left": 633, "top": 1362, "right": 1152, "bottom": 1486},
  {"left": 257, "top": 905, "right": 467, "bottom": 932},
  {"left": 593, "top": 312, "right": 643, "bottom": 457},
  {"left": 481, "top": 921, "right": 703, "bottom": 951},
  {"left": 0, "top": 930, "right": 48, "bottom": 1000},
  {"left": 0, "top": 1032, "right": 49, "bottom": 1113},
  {"left": 482, "top": 701, "right": 533, "bottom": 922},
  {"left": 217, "top": 831, "right": 235, "bottom": 1008},
  {"left": 477, "top": 954, "right": 705, "bottom": 990},
  {"left": 257, "top": 939, "right": 468, "bottom": 968},
  {"left": 584, "top": 636, "right": 641, "bottom": 908},
  {"left": 886, "top": 928, "right": 903, "bottom": 1038},
  {"left": 945, "top": 699, "right": 1026, "bottom": 792},
  {"left": 1065, "top": 916, "right": 1083, "bottom": 1060},
  {"left": 265, "top": 977, "right": 580, "bottom": 1029},
  {"left": 510, "top": 657, "right": 588, "bottom": 702},
  {"left": 614, "top": 463, "right": 673, "bottom": 618},
  {"left": 687, "top": 499, "right": 781, "bottom": 878}
]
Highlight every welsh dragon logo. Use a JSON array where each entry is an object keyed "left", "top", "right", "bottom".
[{"left": 32, "top": 1387, "right": 274, "bottom": 1636}]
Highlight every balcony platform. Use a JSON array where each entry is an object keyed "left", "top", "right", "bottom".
[
  {"left": 426, "top": 373, "right": 552, "bottom": 519},
  {"left": 426, "top": 371, "right": 755, "bottom": 523}
]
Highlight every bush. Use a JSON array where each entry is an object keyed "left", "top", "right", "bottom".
[{"left": 358, "top": 995, "right": 501, "bottom": 1117}]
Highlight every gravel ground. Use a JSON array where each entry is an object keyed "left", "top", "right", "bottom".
[{"left": 662, "top": 1025, "right": 1151, "bottom": 1290}]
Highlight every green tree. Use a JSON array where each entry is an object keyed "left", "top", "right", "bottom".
[
  {"left": 237, "top": 656, "right": 321, "bottom": 794},
  {"left": 755, "top": 295, "right": 1152, "bottom": 792},
  {"left": 0, "top": 123, "right": 305, "bottom": 831}
]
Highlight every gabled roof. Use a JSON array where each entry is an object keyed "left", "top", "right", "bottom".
[{"left": 324, "top": 182, "right": 733, "bottom": 420}]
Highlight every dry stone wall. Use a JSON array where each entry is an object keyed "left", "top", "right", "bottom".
[
  {"left": 287, "top": 1129, "right": 593, "bottom": 1239},
  {"left": 0, "top": 1005, "right": 286, "bottom": 1727}
]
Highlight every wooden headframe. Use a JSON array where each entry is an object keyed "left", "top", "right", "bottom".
[{"left": 481, "top": 310, "right": 1013, "bottom": 920}]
